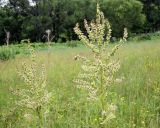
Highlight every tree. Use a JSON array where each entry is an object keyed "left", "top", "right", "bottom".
[
  {"left": 4, "top": 28, "right": 10, "bottom": 46},
  {"left": 139, "top": 0, "right": 160, "bottom": 32},
  {"left": 0, "top": 0, "right": 159, "bottom": 44},
  {"left": 0, "top": 6, "right": 21, "bottom": 44},
  {"left": 101, "top": 0, "right": 145, "bottom": 36},
  {"left": 51, "top": 0, "right": 96, "bottom": 42}
]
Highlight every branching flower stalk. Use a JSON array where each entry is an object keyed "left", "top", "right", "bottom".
[
  {"left": 10, "top": 45, "right": 53, "bottom": 128},
  {"left": 74, "top": 4, "right": 128, "bottom": 127}
]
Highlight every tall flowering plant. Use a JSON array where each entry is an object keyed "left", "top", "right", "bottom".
[{"left": 74, "top": 3, "right": 128, "bottom": 127}]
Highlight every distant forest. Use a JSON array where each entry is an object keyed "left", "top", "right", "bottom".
[{"left": 0, "top": 0, "right": 160, "bottom": 44}]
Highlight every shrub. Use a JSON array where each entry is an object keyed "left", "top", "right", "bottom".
[
  {"left": 129, "top": 31, "right": 160, "bottom": 41},
  {"left": 0, "top": 46, "right": 16, "bottom": 61},
  {"left": 151, "top": 31, "right": 160, "bottom": 39},
  {"left": 138, "top": 34, "right": 151, "bottom": 41},
  {"left": 57, "top": 38, "right": 63, "bottom": 43},
  {"left": 66, "top": 41, "right": 78, "bottom": 48}
]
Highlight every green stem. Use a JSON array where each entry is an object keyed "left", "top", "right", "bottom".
[{"left": 36, "top": 107, "right": 43, "bottom": 128}]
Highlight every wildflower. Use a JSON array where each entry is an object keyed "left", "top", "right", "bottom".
[
  {"left": 11, "top": 46, "right": 53, "bottom": 127},
  {"left": 74, "top": 3, "right": 127, "bottom": 126}
]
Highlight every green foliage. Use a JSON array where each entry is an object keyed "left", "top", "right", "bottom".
[
  {"left": 0, "top": 6, "right": 23, "bottom": 43},
  {"left": 0, "top": 46, "right": 16, "bottom": 61},
  {"left": 135, "top": 34, "right": 152, "bottom": 41},
  {"left": 66, "top": 41, "right": 78, "bottom": 48},
  {"left": 1, "top": 0, "right": 159, "bottom": 44},
  {"left": 139, "top": 0, "right": 160, "bottom": 32},
  {"left": 129, "top": 31, "right": 160, "bottom": 41},
  {"left": 149, "top": 31, "right": 160, "bottom": 39},
  {"left": 101, "top": 0, "right": 145, "bottom": 36}
]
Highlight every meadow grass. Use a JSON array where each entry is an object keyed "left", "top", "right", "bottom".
[{"left": 0, "top": 39, "right": 160, "bottom": 127}]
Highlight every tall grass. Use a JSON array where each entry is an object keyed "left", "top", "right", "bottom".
[{"left": 0, "top": 39, "right": 160, "bottom": 127}]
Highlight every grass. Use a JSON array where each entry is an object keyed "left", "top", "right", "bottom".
[{"left": 0, "top": 39, "right": 160, "bottom": 127}]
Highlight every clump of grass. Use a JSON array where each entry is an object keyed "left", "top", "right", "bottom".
[
  {"left": 74, "top": 3, "right": 127, "bottom": 127},
  {"left": 66, "top": 41, "right": 78, "bottom": 48},
  {"left": 0, "top": 46, "right": 16, "bottom": 61}
]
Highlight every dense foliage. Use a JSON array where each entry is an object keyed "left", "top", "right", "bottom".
[{"left": 0, "top": 0, "right": 160, "bottom": 44}]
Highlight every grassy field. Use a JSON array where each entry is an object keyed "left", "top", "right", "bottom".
[{"left": 0, "top": 39, "right": 160, "bottom": 127}]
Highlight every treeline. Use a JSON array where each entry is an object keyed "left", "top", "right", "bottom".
[{"left": 0, "top": 0, "right": 160, "bottom": 44}]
